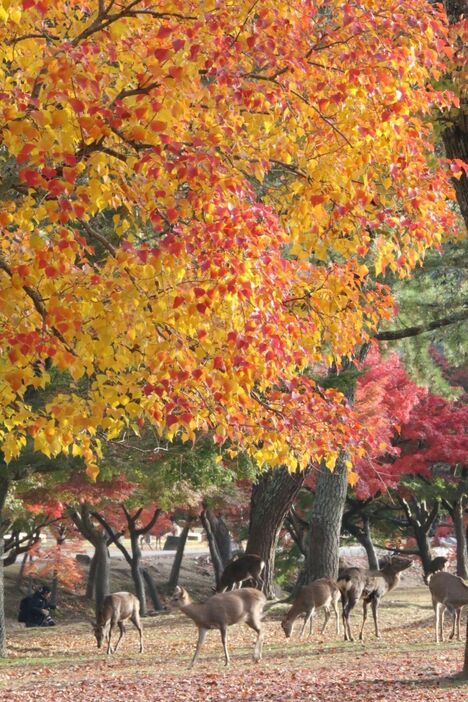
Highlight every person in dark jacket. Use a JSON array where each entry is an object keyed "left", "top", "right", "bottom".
[{"left": 18, "top": 586, "right": 56, "bottom": 627}]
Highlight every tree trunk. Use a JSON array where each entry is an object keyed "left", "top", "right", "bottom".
[
  {"left": 141, "top": 569, "right": 163, "bottom": 611},
  {"left": 452, "top": 499, "right": 468, "bottom": 579},
  {"left": 413, "top": 525, "right": 433, "bottom": 576},
  {"left": 15, "top": 551, "right": 29, "bottom": 590},
  {"left": 200, "top": 512, "right": 224, "bottom": 587},
  {"left": 93, "top": 537, "right": 110, "bottom": 615},
  {"left": 86, "top": 552, "right": 97, "bottom": 599},
  {"left": 441, "top": 0, "right": 468, "bottom": 230},
  {"left": 360, "top": 518, "right": 379, "bottom": 570},
  {"left": 0, "top": 476, "right": 10, "bottom": 658},
  {"left": 300, "top": 455, "right": 348, "bottom": 586},
  {"left": 129, "top": 531, "right": 147, "bottom": 616},
  {"left": 204, "top": 510, "right": 231, "bottom": 568},
  {"left": 247, "top": 467, "right": 306, "bottom": 598},
  {"left": 343, "top": 514, "right": 379, "bottom": 570},
  {"left": 168, "top": 522, "right": 191, "bottom": 590}
]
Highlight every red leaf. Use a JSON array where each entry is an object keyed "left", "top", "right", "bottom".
[{"left": 154, "top": 48, "right": 170, "bottom": 61}]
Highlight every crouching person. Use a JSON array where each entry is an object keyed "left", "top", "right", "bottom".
[{"left": 18, "top": 585, "right": 56, "bottom": 627}]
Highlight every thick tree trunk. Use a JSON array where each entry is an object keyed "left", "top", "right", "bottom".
[
  {"left": 86, "top": 552, "right": 97, "bottom": 599},
  {"left": 300, "top": 455, "right": 348, "bottom": 586},
  {"left": 93, "top": 537, "right": 110, "bottom": 615},
  {"left": 247, "top": 467, "right": 306, "bottom": 597},
  {"left": 452, "top": 499, "right": 468, "bottom": 579},
  {"left": 413, "top": 526, "right": 434, "bottom": 576},
  {"left": 129, "top": 532, "right": 147, "bottom": 616},
  {"left": 204, "top": 510, "right": 231, "bottom": 568},
  {"left": 168, "top": 522, "right": 191, "bottom": 590},
  {"left": 441, "top": 0, "right": 468, "bottom": 230},
  {"left": 200, "top": 512, "right": 224, "bottom": 587}
]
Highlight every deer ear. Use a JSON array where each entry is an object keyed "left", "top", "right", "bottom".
[{"left": 174, "top": 586, "right": 182, "bottom": 595}]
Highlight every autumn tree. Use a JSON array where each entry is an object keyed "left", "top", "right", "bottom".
[{"left": 0, "top": 0, "right": 463, "bottom": 649}]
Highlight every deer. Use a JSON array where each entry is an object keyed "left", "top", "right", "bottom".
[
  {"left": 281, "top": 578, "right": 341, "bottom": 639},
  {"left": 171, "top": 585, "right": 266, "bottom": 667},
  {"left": 216, "top": 553, "right": 265, "bottom": 592},
  {"left": 93, "top": 592, "right": 143, "bottom": 655},
  {"left": 338, "top": 556, "right": 412, "bottom": 642},
  {"left": 423, "top": 556, "right": 449, "bottom": 585},
  {"left": 428, "top": 571, "right": 468, "bottom": 643}
]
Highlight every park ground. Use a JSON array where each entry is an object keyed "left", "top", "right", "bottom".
[{"left": 0, "top": 556, "right": 466, "bottom": 702}]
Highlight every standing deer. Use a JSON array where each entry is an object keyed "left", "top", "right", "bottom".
[
  {"left": 216, "top": 554, "right": 265, "bottom": 592},
  {"left": 93, "top": 592, "right": 143, "bottom": 655},
  {"left": 281, "top": 578, "right": 341, "bottom": 639},
  {"left": 171, "top": 585, "right": 266, "bottom": 667},
  {"left": 338, "top": 556, "right": 412, "bottom": 642},
  {"left": 428, "top": 571, "right": 468, "bottom": 643}
]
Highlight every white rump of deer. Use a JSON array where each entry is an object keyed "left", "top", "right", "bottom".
[
  {"left": 217, "top": 553, "right": 265, "bottom": 592},
  {"left": 93, "top": 592, "right": 143, "bottom": 655},
  {"left": 428, "top": 571, "right": 468, "bottom": 643},
  {"left": 281, "top": 578, "right": 340, "bottom": 639},
  {"left": 171, "top": 585, "right": 266, "bottom": 667}
]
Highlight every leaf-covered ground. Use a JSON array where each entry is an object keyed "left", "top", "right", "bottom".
[{"left": 1, "top": 587, "right": 466, "bottom": 701}]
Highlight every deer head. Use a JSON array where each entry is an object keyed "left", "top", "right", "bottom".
[
  {"left": 93, "top": 622, "right": 105, "bottom": 648},
  {"left": 170, "top": 586, "right": 191, "bottom": 609}
]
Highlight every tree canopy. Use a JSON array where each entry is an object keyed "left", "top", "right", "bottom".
[{"left": 0, "top": 1, "right": 461, "bottom": 478}]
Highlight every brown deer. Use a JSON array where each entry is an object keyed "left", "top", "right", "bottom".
[
  {"left": 281, "top": 578, "right": 341, "bottom": 639},
  {"left": 171, "top": 585, "right": 266, "bottom": 667},
  {"left": 217, "top": 554, "right": 265, "bottom": 592},
  {"left": 428, "top": 571, "right": 468, "bottom": 643},
  {"left": 338, "top": 556, "right": 412, "bottom": 642},
  {"left": 93, "top": 592, "right": 143, "bottom": 655}
]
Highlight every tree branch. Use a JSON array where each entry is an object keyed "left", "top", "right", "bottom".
[{"left": 375, "top": 309, "right": 468, "bottom": 341}]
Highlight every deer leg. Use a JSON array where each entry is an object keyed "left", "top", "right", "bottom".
[
  {"left": 220, "top": 626, "right": 230, "bottom": 666},
  {"left": 455, "top": 608, "right": 461, "bottom": 641},
  {"left": 300, "top": 608, "right": 314, "bottom": 638},
  {"left": 440, "top": 605, "right": 445, "bottom": 642},
  {"left": 371, "top": 597, "right": 380, "bottom": 639},
  {"left": 106, "top": 621, "right": 115, "bottom": 655},
  {"left": 359, "top": 600, "right": 368, "bottom": 642},
  {"left": 321, "top": 606, "right": 331, "bottom": 635},
  {"left": 246, "top": 614, "right": 264, "bottom": 662},
  {"left": 434, "top": 602, "right": 443, "bottom": 643},
  {"left": 333, "top": 598, "right": 340, "bottom": 637},
  {"left": 342, "top": 596, "right": 354, "bottom": 642},
  {"left": 113, "top": 622, "right": 125, "bottom": 653},
  {"left": 190, "top": 627, "right": 207, "bottom": 669},
  {"left": 131, "top": 614, "right": 144, "bottom": 653}
]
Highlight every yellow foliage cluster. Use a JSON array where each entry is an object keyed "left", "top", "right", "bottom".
[{"left": 0, "top": 0, "right": 459, "bottom": 477}]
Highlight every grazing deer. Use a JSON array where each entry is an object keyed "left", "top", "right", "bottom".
[
  {"left": 281, "top": 578, "right": 341, "bottom": 639},
  {"left": 338, "top": 556, "right": 412, "bottom": 642},
  {"left": 217, "top": 554, "right": 265, "bottom": 592},
  {"left": 93, "top": 592, "right": 143, "bottom": 655},
  {"left": 428, "top": 571, "right": 468, "bottom": 643},
  {"left": 423, "top": 556, "right": 449, "bottom": 585},
  {"left": 171, "top": 585, "right": 266, "bottom": 667}
]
